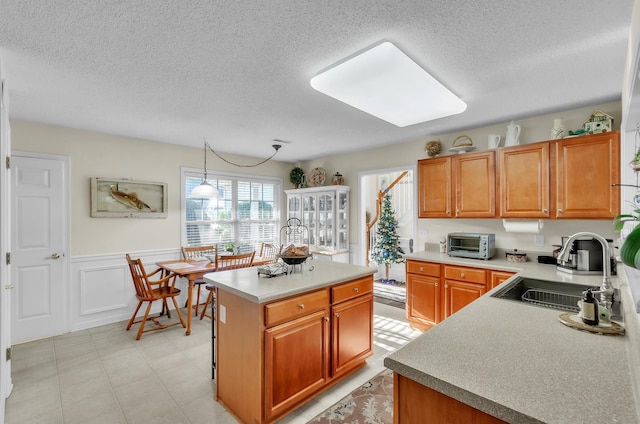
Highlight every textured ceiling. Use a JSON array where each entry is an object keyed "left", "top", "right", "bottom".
[{"left": 0, "top": 0, "right": 634, "bottom": 162}]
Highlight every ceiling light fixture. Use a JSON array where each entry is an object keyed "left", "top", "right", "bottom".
[
  {"left": 190, "top": 138, "right": 283, "bottom": 199},
  {"left": 190, "top": 139, "right": 221, "bottom": 199},
  {"left": 310, "top": 41, "right": 467, "bottom": 127}
]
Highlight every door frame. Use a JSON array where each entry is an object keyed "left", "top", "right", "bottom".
[
  {"left": 357, "top": 165, "right": 417, "bottom": 268},
  {"left": 11, "top": 151, "right": 71, "bottom": 342}
]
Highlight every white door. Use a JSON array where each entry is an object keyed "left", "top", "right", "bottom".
[{"left": 11, "top": 154, "right": 68, "bottom": 344}]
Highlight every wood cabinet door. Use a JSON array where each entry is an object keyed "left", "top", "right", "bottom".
[
  {"left": 265, "top": 309, "right": 329, "bottom": 419},
  {"left": 489, "top": 271, "right": 515, "bottom": 290},
  {"left": 498, "top": 142, "right": 550, "bottom": 218},
  {"left": 443, "top": 279, "right": 486, "bottom": 318},
  {"left": 406, "top": 273, "right": 440, "bottom": 330},
  {"left": 331, "top": 294, "right": 373, "bottom": 377},
  {"left": 417, "top": 157, "right": 452, "bottom": 218},
  {"left": 453, "top": 151, "right": 496, "bottom": 218},
  {"left": 554, "top": 132, "right": 620, "bottom": 219}
]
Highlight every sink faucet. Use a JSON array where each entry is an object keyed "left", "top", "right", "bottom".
[{"left": 557, "top": 232, "right": 613, "bottom": 311}]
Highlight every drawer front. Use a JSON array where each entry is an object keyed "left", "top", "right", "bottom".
[
  {"left": 444, "top": 265, "right": 486, "bottom": 285},
  {"left": 332, "top": 276, "right": 373, "bottom": 304},
  {"left": 265, "top": 289, "right": 329, "bottom": 327},
  {"left": 406, "top": 260, "right": 441, "bottom": 277}
]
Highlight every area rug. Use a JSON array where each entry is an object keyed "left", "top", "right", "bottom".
[
  {"left": 373, "top": 278, "right": 406, "bottom": 304},
  {"left": 308, "top": 368, "right": 393, "bottom": 424}
]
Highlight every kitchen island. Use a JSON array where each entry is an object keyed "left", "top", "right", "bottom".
[
  {"left": 203, "top": 260, "right": 376, "bottom": 424},
  {"left": 385, "top": 248, "right": 640, "bottom": 423}
]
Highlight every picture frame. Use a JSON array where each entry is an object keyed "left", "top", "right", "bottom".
[{"left": 90, "top": 178, "right": 168, "bottom": 218}]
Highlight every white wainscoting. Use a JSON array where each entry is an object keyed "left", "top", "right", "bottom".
[{"left": 70, "top": 249, "right": 186, "bottom": 333}]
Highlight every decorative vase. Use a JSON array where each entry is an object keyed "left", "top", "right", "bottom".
[
  {"left": 332, "top": 172, "right": 344, "bottom": 185},
  {"left": 551, "top": 118, "right": 564, "bottom": 139}
]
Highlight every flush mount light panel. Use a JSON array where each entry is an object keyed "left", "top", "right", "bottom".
[{"left": 310, "top": 41, "right": 466, "bottom": 127}]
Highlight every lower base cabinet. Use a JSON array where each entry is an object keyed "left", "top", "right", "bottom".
[
  {"left": 216, "top": 275, "right": 373, "bottom": 424},
  {"left": 265, "top": 310, "right": 329, "bottom": 419},
  {"left": 394, "top": 373, "right": 507, "bottom": 423},
  {"left": 406, "top": 260, "right": 514, "bottom": 331}
]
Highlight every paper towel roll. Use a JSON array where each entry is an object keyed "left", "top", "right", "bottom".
[{"left": 502, "top": 219, "right": 543, "bottom": 233}]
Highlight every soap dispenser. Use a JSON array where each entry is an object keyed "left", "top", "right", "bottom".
[{"left": 580, "top": 289, "right": 599, "bottom": 326}]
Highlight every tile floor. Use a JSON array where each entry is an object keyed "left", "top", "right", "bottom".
[{"left": 5, "top": 302, "right": 421, "bottom": 424}]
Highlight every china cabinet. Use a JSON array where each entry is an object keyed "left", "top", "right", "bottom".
[{"left": 285, "top": 186, "right": 350, "bottom": 255}]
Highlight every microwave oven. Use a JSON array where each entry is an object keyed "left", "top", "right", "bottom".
[{"left": 447, "top": 233, "right": 495, "bottom": 260}]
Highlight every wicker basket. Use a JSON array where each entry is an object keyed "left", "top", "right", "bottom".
[{"left": 452, "top": 135, "right": 473, "bottom": 147}]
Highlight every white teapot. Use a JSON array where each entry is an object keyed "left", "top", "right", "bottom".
[{"left": 505, "top": 121, "right": 521, "bottom": 146}]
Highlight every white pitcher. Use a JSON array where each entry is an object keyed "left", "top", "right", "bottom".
[{"left": 505, "top": 121, "right": 521, "bottom": 146}]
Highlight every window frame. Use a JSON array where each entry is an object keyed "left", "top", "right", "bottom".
[{"left": 181, "top": 167, "right": 282, "bottom": 251}]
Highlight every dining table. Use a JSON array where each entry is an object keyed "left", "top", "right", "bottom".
[{"left": 156, "top": 255, "right": 272, "bottom": 335}]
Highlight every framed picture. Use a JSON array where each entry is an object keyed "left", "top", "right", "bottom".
[{"left": 90, "top": 178, "right": 167, "bottom": 218}]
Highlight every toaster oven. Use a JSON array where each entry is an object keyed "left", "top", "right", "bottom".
[{"left": 447, "top": 233, "right": 496, "bottom": 260}]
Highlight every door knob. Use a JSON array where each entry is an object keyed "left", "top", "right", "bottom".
[{"left": 48, "top": 253, "right": 60, "bottom": 260}]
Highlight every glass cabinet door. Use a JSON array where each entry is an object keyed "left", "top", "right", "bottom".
[
  {"left": 317, "top": 192, "right": 333, "bottom": 250},
  {"left": 303, "top": 193, "right": 316, "bottom": 246},
  {"left": 288, "top": 195, "right": 301, "bottom": 220},
  {"left": 337, "top": 191, "right": 348, "bottom": 251}
]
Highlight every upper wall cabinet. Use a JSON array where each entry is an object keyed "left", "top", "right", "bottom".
[
  {"left": 553, "top": 132, "right": 620, "bottom": 219},
  {"left": 497, "top": 142, "right": 550, "bottom": 218},
  {"left": 418, "top": 157, "right": 452, "bottom": 218},
  {"left": 418, "top": 151, "right": 495, "bottom": 218},
  {"left": 418, "top": 131, "right": 620, "bottom": 220}
]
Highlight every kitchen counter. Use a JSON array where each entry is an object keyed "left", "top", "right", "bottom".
[
  {"left": 386, "top": 247, "right": 640, "bottom": 423},
  {"left": 203, "top": 260, "right": 376, "bottom": 303}
]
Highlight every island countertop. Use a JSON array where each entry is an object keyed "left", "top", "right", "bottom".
[
  {"left": 385, "top": 247, "right": 640, "bottom": 423},
  {"left": 203, "top": 260, "right": 376, "bottom": 303}
]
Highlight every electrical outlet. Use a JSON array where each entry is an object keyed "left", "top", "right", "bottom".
[
  {"left": 219, "top": 305, "right": 227, "bottom": 324},
  {"left": 534, "top": 234, "right": 544, "bottom": 247}
]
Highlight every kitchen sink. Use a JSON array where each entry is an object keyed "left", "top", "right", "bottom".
[{"left": 491, "top": 276, "right": 620, "bottom": 317}]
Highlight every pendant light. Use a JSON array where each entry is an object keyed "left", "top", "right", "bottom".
[{"left": 190, "top": 139, "right": 220, "bottom": 199}]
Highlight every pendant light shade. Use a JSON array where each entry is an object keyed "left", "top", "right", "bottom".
[{"left": 190, "top": 139, "right": 220, "bottom": 199}]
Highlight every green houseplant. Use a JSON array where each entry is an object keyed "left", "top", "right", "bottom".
[
  {"left": 289, "top": 166, "right": 304, "bottom": 188},
  {"left": 614, "top": 206, "right": 640, "bottom": 268}
]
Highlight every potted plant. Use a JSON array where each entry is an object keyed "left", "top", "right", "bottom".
[
  {"left": 630, "top": 149, "right": 640, "bottom": 171},
  {"left": 289, "top": 166, "right": 304, "bottom": 188},
  {"left": 614, "top": 207, "right": 640, "bottom": 268}
]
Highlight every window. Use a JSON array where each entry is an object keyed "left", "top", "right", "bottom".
[{"left": 182, "top": 168, "right": 281, "bottom": 253}]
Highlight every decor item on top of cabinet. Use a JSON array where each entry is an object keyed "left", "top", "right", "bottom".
[
  {"left": 332, "top": 172, "right": 344, "bottom": 185},
  {"left": 488, "top": 134, "right": 502, "bottom": 149},
  {"left": 425, "top": 139, "right": 442, "bottom": 157},
  {"left": 584, "top": 110, "right": 613, "bottom": 134},
  {"left": 448, "top": 135, "right": 476, "bottom": 154},
  {"left": 289, "top": 166, "right": 305, "bottom": 188},
  {"left": 630, "top": 149, "right": 640, "bottom": 172},
  {"left": 371, "top": 194, "right": 405, "bottom": 283},
  {"left": 307, "top": 167, "right": 326, "bottom": 187},
  {"left": 551, "top": 118, "right": 565, "bottom": 139},
  {"left": 505, "top": 120, "right": 521, "bottom": 146}
]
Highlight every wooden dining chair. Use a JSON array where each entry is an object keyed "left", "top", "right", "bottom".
[
  {"left": 199, "top": 250, "right": 255, "bottom": 320},
  {"left": 125, "top": 254, "right": 186, "bottom": 340},
  {"left": 181, "top": 245, "right": 217, "bottom": 316},
  {"left": 259, "top": 242, "right": 282, "bottom": 264}
]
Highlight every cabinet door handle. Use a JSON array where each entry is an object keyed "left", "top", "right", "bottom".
[
  {"left": 460, "top": 272, "right": 465, "bottom": 278},
  {"left": 435, "top": 282, "right": 438, "bottom": 287},
  {"left": 445, "top": 284, "right": 448, "bottom": 288},
  {"left": 419, "top": 267, "right": 424, "bottom": 272},
  {"left": 557, "top": 208, "right": 563, "bottom": 214},
  {"left": 353, "top": 287, "right": 359, "bottom": 293},
  {"left": 324, "top": 316, "right": 329, "bottom": 322},
  {"left": 298, "top": 304, "right": 305, "bottom": 310},
  {"left": 335, "top": 313, "right": 340, "bottom": 318},
  {"left": 542, "top": 208, "right": 548, "bottom": 213}
]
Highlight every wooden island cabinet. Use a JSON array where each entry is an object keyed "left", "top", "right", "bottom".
[{"left": 206, "top": 262, "right": 374, "bottom": 424}]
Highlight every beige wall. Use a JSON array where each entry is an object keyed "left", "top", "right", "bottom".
[
  {"left": 10, "top": 120, "right": 294, "bottom": 256},
  {"left": 11, "top": 100, "right": 625, "bottom": 258},
  {"left": 299, "top": 101, "right": 623, "bottom": 253}
]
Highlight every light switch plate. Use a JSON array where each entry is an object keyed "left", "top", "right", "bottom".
[
  {"left": 219, "top": 305, "right": 226, "bottom": 323},
  {"left": 534, "top": 234, "right": 544, "bottom": 247}
]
